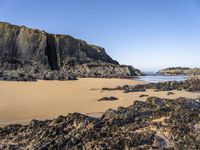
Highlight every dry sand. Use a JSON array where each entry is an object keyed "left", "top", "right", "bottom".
[{"left": 0, "top": 78, "right": 199, "bottom": 127}]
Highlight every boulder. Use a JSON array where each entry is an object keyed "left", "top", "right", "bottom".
[{"left": 98, "top": 96, "right": 118, "bottom": 101}]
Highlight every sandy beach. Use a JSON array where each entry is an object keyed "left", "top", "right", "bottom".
[{"left": 0, "top": 78, "right": 199, "bottom": 127}]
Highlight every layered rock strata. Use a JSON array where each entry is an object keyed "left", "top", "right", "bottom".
[{"left": 0, "top": 22, "right": 142, "bottom": 81}]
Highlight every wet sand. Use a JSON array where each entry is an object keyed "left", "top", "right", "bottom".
[{"left": 0, "top": 78, "right": 199, "bottom": 127}]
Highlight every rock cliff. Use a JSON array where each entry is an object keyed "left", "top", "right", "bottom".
[{"left": 0, "top": 22, "right": 142, "bottom": 80}]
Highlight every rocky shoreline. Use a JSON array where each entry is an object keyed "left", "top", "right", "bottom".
[
  {"left": 0, "top": 70, "right": 77, "bottom": 81},
  {"left": 1, "top": 96, "right": 200, "bottom": 149},
  {"left": 158, "top": 67, "right": 200, "bottom": 76},
  {"left": 102, "top": 78, "right": 200, "bottom": 93},
  {"left": 1, "top": 21, "right": 200, "bottom": 150},
  {"left": 0, "top": 22, "right": 142, "bottom": 81}
]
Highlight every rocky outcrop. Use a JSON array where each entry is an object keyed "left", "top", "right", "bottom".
[
  {"left": 0, "top": 22, "right": 142, "bottom": 80},
  {"left": 0, "top": 70, "right": 36, "bottom": 81},
  {"left": 158, "top": 67, "right": 200, "bottom": 76},
  {"left": 102, "top": 78, "right": 200, "bottom": 93},
  {"left": 1, "top": 97, "right": 200, "bottom": 149}
]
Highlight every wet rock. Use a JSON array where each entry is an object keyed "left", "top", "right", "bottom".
[
  {"left": 103, "top": 78, "right": 200, "bottom": 93},
  {"left": 124, "top": 84, "right": 146, "bottom": 93},
  {"left": 181, "top": 99, "right": 200, "bottom": 110},
  {"left": 98, "top": 96, "right": 118, "bottom": 101},
  {"left": 139, "top": 94, "right": 149, "bottom": 98},
  {"left": 167, "top": 92, "right": 175, "bottom": 95},
  {"left": 102, "top": 86, "right": 123, "bottom": 91},
  {"left": 1, "top": 97, "right": 200, "bottom": 149}
]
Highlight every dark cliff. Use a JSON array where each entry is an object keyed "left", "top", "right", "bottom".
[{"left": 0, "top": 22, "right": 142, "bottom": 80}]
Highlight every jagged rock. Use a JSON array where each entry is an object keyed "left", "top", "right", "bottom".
[
  {"left": 0, "top": 22, "right": 142, "bottom": 80},
  {"left": 124, "top": 84, "right": 146, "bottom": 93},
  {"left": 1, "top": 97, "right": 200, "bottom": 149},
  {"left": 102, "top": 78, "right": 200, "bottom": 93},
  {"left": 0, "top": 71, "right": 36, "bottom": 81}
]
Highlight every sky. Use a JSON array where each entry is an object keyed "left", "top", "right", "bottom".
[{"left": 0, "top": 0, "right": 200, "bottom": 71}]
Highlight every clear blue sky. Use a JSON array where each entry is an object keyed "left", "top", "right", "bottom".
[{"left": 0, "top": 0, "right": 200, "bottom": 71}]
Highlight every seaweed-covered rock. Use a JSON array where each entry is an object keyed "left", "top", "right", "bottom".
[
  {"left": 102, "top": 78, "right": 200, "bottom": 93},
  {"left": 1, "top": 97, "right": 200, "bottom": 149}
]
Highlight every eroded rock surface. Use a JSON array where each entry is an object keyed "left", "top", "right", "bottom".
[
  {"left": 0, "top": 22, "right": 142, "bottom": 81},
  {"left": 1, "top": 97, "right": 200, "bottom": 149}
]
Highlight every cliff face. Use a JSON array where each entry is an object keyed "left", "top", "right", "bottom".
[
  {"left": 158, "top": 67, "right": 200, "bottom": 76},
  {"left": 0, "top": 22, "right": 142, "bottom": 80}
]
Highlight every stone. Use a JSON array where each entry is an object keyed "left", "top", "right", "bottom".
[
  {"left": 139, "top": 94, "right": 149, "bottom": 98},
  {"left": 167, "top": 92, "right": 175, "bottom": 95},
  {"left": 98, "top": 96, "right": 118, "bottom": 101}
]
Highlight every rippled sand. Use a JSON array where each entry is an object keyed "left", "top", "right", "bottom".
[{"left": 0, "top": 78, "right": 199, "bottom": 126}]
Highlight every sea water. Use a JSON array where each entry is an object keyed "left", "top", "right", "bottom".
[{"left": 135, "top": 72, "right": 187, "bottom": 83}]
